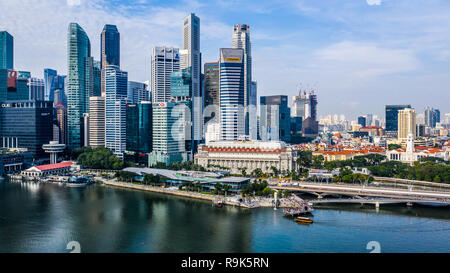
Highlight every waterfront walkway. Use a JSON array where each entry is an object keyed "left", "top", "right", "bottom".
[{"left": 101, "top": 179, "right": 300, "bottom": 209}]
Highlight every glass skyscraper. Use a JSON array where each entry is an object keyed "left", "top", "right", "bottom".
[
  {"left": 181, "top": 13, "right": 202, "bottom": 143},
  {"left": 101, "top": 25, "right": 120, "bottom": 96},
  {"left": 104, "top": 65, "right": 128, "bottom": 158},
  {"left": 219, "top": 48, "right": 244, "bottom": 141},
  {"left": 67, "top": 23, "right": 91, "bottom": 149},
  {"left": 149, "top": 102, "right": 188, "bottom": 166},
  {"left": 44, "top": 68, "right": 66, "bottom": 104},
  {"left": 126, "top": 102, "right": 152, "bottom": 154},
  {"left": 0, "top": 31, "right": 13, "bottom": 70},
  {"left": 204, "top": 62, "right": 219, "bottom": 124},
  {"left": 260, "top": 95, "right": 291, "bottom": 143},
  {"left": 127, "top": 81, "right": 149, "bottom": 104},
  {"left": 385, "top": 104, "right": 411, "bottom": 136},
  {"left": 232, "top": 24, "right": 253, "bottom": 139}
]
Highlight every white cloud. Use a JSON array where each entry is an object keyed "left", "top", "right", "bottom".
[
  {"left": 0, "top": 0, "right": 229, "bottom": 82},
  {"left": 67, "top": 0, "right": 81, "bottom": 6},
  {"left": 366, "top": 0, "right": 382, "bottom": 6}
]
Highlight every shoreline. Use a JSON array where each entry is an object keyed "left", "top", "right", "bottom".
[
  {"left": 101, "top": 180, "right": 254, "bottom": 208},
  {"left": 101, "top": 180, "right": 300, "bottom": 209}
]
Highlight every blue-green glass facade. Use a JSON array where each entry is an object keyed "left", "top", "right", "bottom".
[
  {"left": 170, "top": 68, "right": 192, "bottom": 98},
  {"left": 0, "top": 31, "right": 13, "bottom": 70},
  {"left": 126, "top": 102, "right": 152, "bottom": 154},
  {"left": 67, "top": 23, "right": 91, "bottom": 149}
]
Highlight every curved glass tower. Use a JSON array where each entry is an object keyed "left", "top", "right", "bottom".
[{"left": 67, "top": 23, "right": 91, "bottom": 149}]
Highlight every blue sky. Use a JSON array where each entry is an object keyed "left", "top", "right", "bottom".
[{"left": 1, "top": 0, "right": 449, "bottom": 119}]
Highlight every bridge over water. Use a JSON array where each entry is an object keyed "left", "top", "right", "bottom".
[{"left": 270, "top": 183, "right": 450, "bottom": 206}]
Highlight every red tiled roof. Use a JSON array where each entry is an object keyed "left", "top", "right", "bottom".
[{"left": 35, "top": 161, "right": 73, "bottom": 171}]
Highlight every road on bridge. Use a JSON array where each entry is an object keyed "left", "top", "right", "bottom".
[{"left": 269, "top": 182, "right": 450, "bottom": 203}]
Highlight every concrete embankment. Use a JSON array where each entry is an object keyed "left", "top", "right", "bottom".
[{"left": 101, "top": 180, "right": 252, "bottom": 208}]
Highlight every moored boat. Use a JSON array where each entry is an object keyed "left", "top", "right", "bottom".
[
  {"left": 295, "top": 217, "right": 313, "bottom": 224},
  {"left": 66, "top": 176, "right": 91, "bottom": 187}
]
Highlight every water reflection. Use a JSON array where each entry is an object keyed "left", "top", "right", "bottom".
[{"left": 0, "top": 180, "right": 449, "bottom": 253}]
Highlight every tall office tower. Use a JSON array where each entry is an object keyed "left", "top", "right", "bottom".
[
  {"left": 0, "top": 31, "right": 13, "bottom": 70},
  {"left": 127, "top": 81, "right": 149, "bottom": 104},
  {"left": 249, "top": 81, "right": 258, "bottom": 139},
  {"left": 232, "top": 24, "right": 252, "bottom": 138},
  {"left": 44, "top": 69, "right": 66, "bottom": 104},
  {"left": 170, "top": 68, "right": 194, "bottom": 154},
  {"left": 88, "top": 96, "right": 105, "bottom": 148},
  {"left": 0, "top": 101, "right": 53, "bottom": 157},
  {"left": 104, "top": 65, "right": 128, "bottom": 158},
  {"left": 55, "top": 100, "right": 67, "bottom": 144},
  {"left": 424, "top": 107, "right": 440, "bottom": 128},
  {"left": 149, "top": 102, "right": 188, "bottom": 166},
  {"left": 100, "top": 25, "right": 120, "bottom": 97},
  {"left": 151, "top": 46, "right": 180, "bottom": 103},
  {"left": 126, "top": 102, "right": 153, "bottom": 164},
  {"left": 398, "top": 108, "right": 416, "bottom": 141},
  {"left": 366, "top": 114, "right": 373, "bottom": 127},
  {"left": 385, "top": 104, "right": 411, "bottom": 138},
  {"left": 85, "top": 58, "right": 101, "bottom": 97},
  {"left": 203, "top": 62, "right": 219, "bottom": 124},
  {"left": 29, "top": 78, "right": 45, "bottom": 101},
  {"left": 357, "top": 116, "right": 367, "bottom": 128},
  {"left": 67, "top": 23, "right": 91, "bottom": 149},
  {"left": 259, "top": 95, "right": 291, "bottom": 143},
  {"left": 182, "top": 13, "right": 202, "bottom": 143},
  {"left": 219, "top": 48, "right": 245, "bottom": 141}
]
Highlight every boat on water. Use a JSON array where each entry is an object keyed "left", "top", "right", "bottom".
[
  {"left": 295, "top": 217, "right": 313, "bottom": 224},
  {"left": 66, "top": 176, "right": 91, "bottom": 187}
]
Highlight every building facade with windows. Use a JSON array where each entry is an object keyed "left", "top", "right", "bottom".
[
  {"left": 104, "top": 65, "right": 128, "bottom": 157},
  {"left": 67, "top": 23, "right": 91, "bottom": 149},
  {"left": 0, "top": 100, "right": 53, "bottom": 157},
  {"left": 195, "top": 140, "right": 295, "bottom": 175},
  {"left": 151, "top": 47, "right": 180, "bottom": 103},
  {"left": 219, "top": 48, "right": 244, "bottom": 141}
]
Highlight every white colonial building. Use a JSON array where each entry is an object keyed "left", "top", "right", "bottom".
[
  {"left": 386, "top": 132, "right": 449, "bottom": 165},
  {"left": 195, "top": 140, "right": 296, "bottom": 174}
]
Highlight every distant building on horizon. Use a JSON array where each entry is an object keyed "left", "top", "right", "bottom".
[
  {"left": 398, "top": 108, "right": 416, "bottom": 141},
  {"left": 385, "top": 104, "right": 411, "bottom": 138},
  {"left": 357, "top": 116, "right": 366, "bottom": 128}
]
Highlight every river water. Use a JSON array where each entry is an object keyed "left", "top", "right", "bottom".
[{"left": 0, "top": 179, "right": 449, "bottom": 253}]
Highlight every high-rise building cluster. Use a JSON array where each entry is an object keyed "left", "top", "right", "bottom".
[{"left": 0, "top": 14, "right": 323, "bottom": 167}]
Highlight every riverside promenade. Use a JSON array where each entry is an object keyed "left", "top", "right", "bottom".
[{"left": 100, "top": 179, "right": 300, "bottom": 209}]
